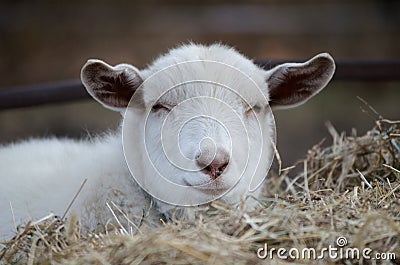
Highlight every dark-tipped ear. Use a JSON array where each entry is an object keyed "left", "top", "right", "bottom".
[
  {"left": 81, "top": 59, "right": 143, "bottom": 111},
  {"left": 267, "top": 53, "right": 335, "bottom": 110}
]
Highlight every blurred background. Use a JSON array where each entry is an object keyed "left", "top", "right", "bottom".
[{"left": 0, "top": 0, "right": 399, "bottom": 166}]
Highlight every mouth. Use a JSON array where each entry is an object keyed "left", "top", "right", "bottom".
[{"left": 183, "top": 179, "right": 229, "bottom": 196}]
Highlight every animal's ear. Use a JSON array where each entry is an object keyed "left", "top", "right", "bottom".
[
  {"left": 81, "top": 59, "right": 143, "bottom": 111},
  {"left": 266, "top": 53, "right": 335, "bottom": 110}
]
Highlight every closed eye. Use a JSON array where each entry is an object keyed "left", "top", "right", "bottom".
[
  {"left": 252, "top": 105, "right": 262, "bottom": 113},
  {"left": 151, "top": 103, "right": 172, "bottom": 113},
  {"left": 245, "top": 104, "right": 262, "bottom": 115}
]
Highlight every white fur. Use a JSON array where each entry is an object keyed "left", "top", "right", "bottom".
[
  {"left": 0, "top": 134, "right": 155, "bottom": 240},
  {"left": 0, "top": 43, "right": 335, "bottom": 240}
]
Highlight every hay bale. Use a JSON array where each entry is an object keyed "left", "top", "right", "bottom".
[{"left": 1, "top": 119, "right": 399, "bottom": 264}]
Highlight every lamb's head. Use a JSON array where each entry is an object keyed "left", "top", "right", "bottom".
[{"left": 81, "top": 44, "right": 335, "bottom": 207}]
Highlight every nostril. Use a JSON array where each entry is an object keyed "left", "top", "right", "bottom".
[
  {"left": 215, "top": 161, "right": 228, "bottom": 177},
  {"left": 198, "top": 158, "right": 229, "bottom": 179},
  {"left": 196, "top": 147, "right": 230, "bottom": 179}
]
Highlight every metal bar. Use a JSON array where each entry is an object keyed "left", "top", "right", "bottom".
[
  {"left": 0, "top": 80, "right": 90, "bottom": 110},
  {"left": 1, "top": 61, "right": 399, "bottom": 110}
]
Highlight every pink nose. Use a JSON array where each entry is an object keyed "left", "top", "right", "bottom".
[{"left": 196, "top": 148, "right": 229, "bottom": 180}]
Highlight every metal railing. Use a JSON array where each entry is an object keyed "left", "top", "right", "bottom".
[{"left": 1, "top": 60, "right": 399, "bottom": 110}]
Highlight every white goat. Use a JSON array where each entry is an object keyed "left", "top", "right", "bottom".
[{"left": 0, "top": 43, "right": 335, "bottom": 240}]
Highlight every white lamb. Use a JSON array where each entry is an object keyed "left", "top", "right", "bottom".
[{"left": 0, "top": 43, "right": 335, "bottom": 240}]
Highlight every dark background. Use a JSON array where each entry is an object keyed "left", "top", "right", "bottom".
[{"left": 0, "top": 0, "right": 399, "bottom": 166}]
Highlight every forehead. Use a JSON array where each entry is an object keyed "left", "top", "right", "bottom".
[{"left": 141, "top": 60, "right": 268, "bottom": 107}]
